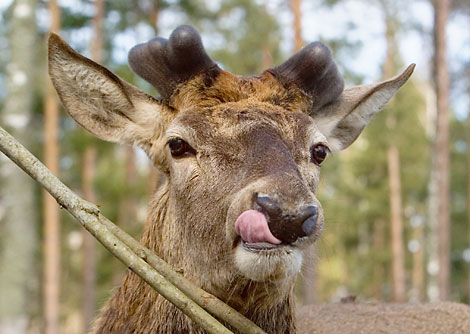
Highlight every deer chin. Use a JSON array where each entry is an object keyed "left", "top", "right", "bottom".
[
  {"left": 234, "top": 240, "right": 303, "bottom": 282},
  {"left": 228, "top": 195, "right": 305, "bottom": 282}
]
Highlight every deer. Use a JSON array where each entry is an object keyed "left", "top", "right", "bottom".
[{"left": 47, "top": 25, "right": 469, "bottom": 334}]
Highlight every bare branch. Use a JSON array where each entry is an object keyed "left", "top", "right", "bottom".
[{"left": 0, "top": 125, "right": 266, "bottom": 334}]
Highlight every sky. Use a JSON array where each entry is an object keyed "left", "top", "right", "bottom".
[
  {"left": 0, "top": 0, "right": 468, "bottom": 118},
  {"left": 161, "top": 0, "right": 469, "bottom": 119}
]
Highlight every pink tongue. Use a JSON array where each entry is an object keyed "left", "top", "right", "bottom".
[{"left": 235, "top": 210, "right": 281, "bottom": 244}]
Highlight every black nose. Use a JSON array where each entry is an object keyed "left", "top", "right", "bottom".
[{"left": 255, "top": 194, "right": 318, "bottom": 244}]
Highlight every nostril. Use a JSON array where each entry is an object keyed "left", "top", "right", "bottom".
[
  {"left": 299, "top": 205, "right": 318, "bottom": 237},
  {"left": 302, "top": 217, "right": 316, "bottom": 235},
  {"left": 255, "top": 194, "right": 282, "bottom": 218},
  {"left": 302, "top": 205, "right": 318, "bottom": 221}
]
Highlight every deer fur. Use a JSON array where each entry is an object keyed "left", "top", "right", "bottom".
[
  {"left": 48, "top": 26, "right": 422, "bottom": 333},
  {"left": 297, "top": 301, "right": 470, "bottom": 334}
]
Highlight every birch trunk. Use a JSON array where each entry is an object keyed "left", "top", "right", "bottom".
[{"left": 0, "top": 1, "right": 38, "bottom": 333}]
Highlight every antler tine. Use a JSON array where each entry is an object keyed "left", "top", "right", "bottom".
[
  {"left": 128, "top": 25, "right": 219, "bottom": 100},
  {"left": 268, "top": 42, "right": 344, "bottom": 112}
]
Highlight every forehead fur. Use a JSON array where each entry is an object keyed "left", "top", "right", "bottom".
[
  {"left": 170, "top": 101, "right": 320, "bottom": 153},
  {"left": 170, "top": 70, "right": 311, "bottom": 113}
]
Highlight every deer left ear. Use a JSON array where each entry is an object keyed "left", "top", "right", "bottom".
[
  {"left": 48, "top": 33, "right": 172, "bottom": 156},
  {"left": 312, "top": 64, "right": 415, "bottom": 152}
]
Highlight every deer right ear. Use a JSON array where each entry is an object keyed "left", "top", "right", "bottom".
[
  {"left": 48, "top": 33, "right": 172, "bottom": 155},
  {"left": 312, "top": 64, "right": 415, "bottom": 152}
]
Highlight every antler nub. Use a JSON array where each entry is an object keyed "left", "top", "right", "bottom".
[
  {"left": 128, "top": 25, "right": 219, "bottom": 100},
  {"left": 269, "top": 42, "right": 344, "bottom": 112}
]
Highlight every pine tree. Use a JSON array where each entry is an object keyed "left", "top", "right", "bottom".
[
  {"left": 43, "top": 1, "right": 61, "bottom": 333},
  {"left": 379, "top": 0, "right": 406, "bottom": 303},
  {"left": 433, "top": 0, "right": 451, "bottom": 301}
]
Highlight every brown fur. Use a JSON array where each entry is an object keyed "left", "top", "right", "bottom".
[
  {"left": 297, "top": 302, "right": 470, "bottom": 334},
  {"left": 93, "top": 73, "right": 314, "bottom": 333},
  {"left": 47, "top": 32, "right": 414, "bottom": 334}
]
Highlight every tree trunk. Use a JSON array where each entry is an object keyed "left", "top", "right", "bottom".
[
  {"left": 433, "top": 0, "right": 450, "bottom": 301},
  {"left": 117, "top": 146, "right": 138, "bottom": 230},
  {"left": 261, "top": 1, "right": 273, "bottom": 69},
  {"left": 81, "top": 0, "right": 104, "bottom": 331},
  {"left": 382, "top": 5, "right": 406, "bottom": 303},
  {"left": 146, "top": 1, "right": 160, "bottom": 197},
  {"left": 466, "top": 76, "right": 470, "bottom": 302},
  {"left": 148, "top": 0, "right": 159, "bottom": 34},
  {"left": 427, "top": 147, "right": 440, "bottom": 301},
  {"left": 43, "top": 1, "right": 61, "bottom": 333},
  {"left": 0, "top": 1, "right": 38, "bottom": 333},
  {"left": 81, "top": 147, "right": 97, "bottom": 332},
  {"left": 373, "top": 219, "right": 385, "bottom": 300},
  {"left": 290, "top": 0, "right": 303, "bottom": 51},
  {"left": 411, "top": 221, "right": 424, "bottom": 302},
  {"left": 388, "top": 146, "right": 406, "bottom": 302}
]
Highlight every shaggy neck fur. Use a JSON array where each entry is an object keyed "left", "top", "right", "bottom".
[{"left": 93, "top": 181, "right": 298, "bottom": 334}]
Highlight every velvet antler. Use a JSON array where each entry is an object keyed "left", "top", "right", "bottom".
[
  {"left": 268, "top": 42, "right": 344, "bottom": 112},
  {"left": 128, "top": 25, "right": 220, "bottom": 100}
]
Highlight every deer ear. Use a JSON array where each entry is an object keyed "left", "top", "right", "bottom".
[
  {"left": 48, "top": 33, "right": 171, "bottom": 154},
  {"left": 312, "top": 64, "right": 415, "bottom": 152}
]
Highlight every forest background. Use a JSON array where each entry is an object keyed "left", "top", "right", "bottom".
[{"left": 0, "top": 0, "right": 469, "bottom": 333}]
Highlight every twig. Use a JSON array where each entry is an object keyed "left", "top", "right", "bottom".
[{"left": 0, "top": 125, "right": 266, "bottom": 334}]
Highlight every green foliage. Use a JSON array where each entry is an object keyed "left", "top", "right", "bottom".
[{"left": 61, "top": 7, "right": 91, "bottom": 30}]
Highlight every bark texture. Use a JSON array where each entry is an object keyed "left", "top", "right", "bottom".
[
  {"left": 43, "top": 1, "right": 61, "bottom": 333},
  {"left": 388, "top": 146, "right": 406, "bottom": 302},
  {"left": 434, "top": 0, "right": 451, "bottom": 301},
  {"left": 291, "top": 0, "right": 303, "bottom": 52}
]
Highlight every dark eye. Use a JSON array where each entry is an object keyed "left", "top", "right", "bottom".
[
  {"left": 310, "top": 144, "right": 329, "bottom": 165},
  {"left": 168, "top": 139, "right": 195, "bottom": 158}
]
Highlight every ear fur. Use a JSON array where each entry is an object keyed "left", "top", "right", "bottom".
[
  {"left": 313, "top": 64, "right": 415, "bottom": 151},
  {"left": 48, "top": 33, "right": 172, "bottom": 154}
]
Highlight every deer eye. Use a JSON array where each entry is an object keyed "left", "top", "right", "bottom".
[
  {"left": 310, "top": 144, "right": 329, "bottom": 165},
  {"left": 168, "top": 139, "right": 195, "bottom": 158}
]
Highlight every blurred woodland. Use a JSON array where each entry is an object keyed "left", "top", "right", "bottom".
[{"left": 0, "top": 0, "right": 469, "bottom": 333}]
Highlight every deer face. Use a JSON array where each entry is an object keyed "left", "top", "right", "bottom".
[
  {"left": 165, "top": 100, "right": 325, "bottom": 282},
  {"left": 49, "top": 26, "right": 414, "bottom": 285}
]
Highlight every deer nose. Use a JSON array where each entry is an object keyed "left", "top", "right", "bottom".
[{"left": 255, "top": 194, "right": 318, "bottom": 244}]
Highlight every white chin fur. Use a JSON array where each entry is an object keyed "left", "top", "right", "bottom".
[{"left": 234, "top": 244, "right": 303, "bottom": 282}]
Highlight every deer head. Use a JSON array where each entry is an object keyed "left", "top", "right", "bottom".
[{"left": 48, "top": 25, "right": 413, "bottom": 328}]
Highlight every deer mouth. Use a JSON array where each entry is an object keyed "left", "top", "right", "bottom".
[
  {"left": 243, "top": 241, "right": 281, "bottom": 251},
  {"left": 235, "top": 209, "right": 283, "bottom": 252},
  {"left": 233, "top": 209, "right": 303, "bottom": 281}
]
